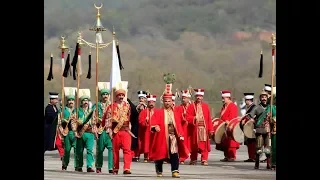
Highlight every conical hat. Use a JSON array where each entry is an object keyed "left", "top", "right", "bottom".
[
  {"left": 98, "top": 82, "right": 110, "bottom": 91},
  {"left": 114, "top": 81, "right": 128, "bottom": 91},
  {"left": 78, "top": 89, "right": 91, "bottom": 99},
  {"left": 64, "top": 87, "right": 77, "bottom": 97}
]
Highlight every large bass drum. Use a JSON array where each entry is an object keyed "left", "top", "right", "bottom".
[
  {"left": 226, "top": 117, "right": 244, "bottom": 143},
  {"left": 211, "top": 118, "right": 226, "bottom": 144},
  {"left": 241, "top": 116, "right": 256, "bottom": 139}
]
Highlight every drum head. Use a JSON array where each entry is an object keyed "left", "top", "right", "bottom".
[
  {"left": 214, "top": 122, "right": 226, "bottom": 144},
  {"left": 243, "top": 120, "right": 256, "bottom": 138},
  {"left": 233, "top": 122, "right": 244, "bottom": 143}
]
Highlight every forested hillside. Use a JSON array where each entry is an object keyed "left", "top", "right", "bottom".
[{"left": 44, "top": 0, "right": 276, "bottom": 108}]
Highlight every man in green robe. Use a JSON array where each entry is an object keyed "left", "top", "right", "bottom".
[
  {"left": 255, "top": 91, "right": 276, "bottom": 170},
  {"left": 75, "top": 95, "right": 95, "bottom": 172},
  {"left": 60, "top": 95, "right": 78, "bottom": 170},
  {"left": 92, "top": 88, "right": 113, "bottom": 174}
]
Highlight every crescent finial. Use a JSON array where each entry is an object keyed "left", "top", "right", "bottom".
[
  {"left": 94, "top": 3, "right": 103, "bottom": 9},
  {"left": 61, "top": 36, "right": 65, "bottom": 40}
]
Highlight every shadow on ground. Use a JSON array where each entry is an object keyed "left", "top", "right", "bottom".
[{"left": 45, "top": 153, "right": 272, "bottom": 172}]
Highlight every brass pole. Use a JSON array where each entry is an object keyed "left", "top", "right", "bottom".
[
  {"left": 95, "top": 42, "right": 99, "bottom": 120},
  {"left": 268, "top": 33, "right": 276, "bottom": 147},
  {"left": 270, "top": 34, "right": 276, "bottom": 118},
  {"left": 76, "top": 32, "right": 83, "bottom": 119},
  {"left": 89, "top": 3, "right": 107, "bottom": 122},
  {"left": 59, "top": 36, "right": 69, "bottom": 119}
]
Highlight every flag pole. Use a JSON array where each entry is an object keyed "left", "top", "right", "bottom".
[
  {"left": 77, "top": 4, "right": 113, "bottom": 118},
  {"left": 73, "top": 3, "right": 112, "bottom": 124},
  {"left": 76, "top": 33, "right": 85, "bottom": 119},
  {"left": 268, "top": 33, "right": 276, "bottom": 147},
  {"left": 59, "top": 36, "right": 69, "bottom": 119},
  {"left": 89, "top": 4, "right": 108, "bottom": 122},
  {"left": 269, "top": 34, "right": 276, "bottom": 118}
]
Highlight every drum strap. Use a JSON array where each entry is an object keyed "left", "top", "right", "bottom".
[{"left": 246, "top": 104, "right": 256, "bottom": 114}]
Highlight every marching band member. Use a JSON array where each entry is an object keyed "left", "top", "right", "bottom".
[
  {"left": 175, "top": 90, "right": 192, "bottom": 164},
  {"left": 217, "top": 90, "right": 239, "bottom": 162},
  {"left": 133, "top": 90, "right": 148, "bottom": 162},
  {"left": 254, "top": 90, "right": 276, "bottom": 170},
  {"left": 75, "top": 94, "right": 95, "bottom": 172},
  {"left": 61, "top": 95, "right": 77, "bottom": 170},
  {"left": 138, "top": 94, "right": 157, "bottom": 162},
  {"left": 92, "top": 89, "right": 113, "bottom": 174},
  {"left": 44, "top": 92, "right": 64, "bottom": 160},
  {"left": 103, "top": 83, "right": 132, "bottom": 174},
  {"left": 241, "top": 93, "right": 265, "bottom": 163},
  {"left": 186, "top": 88, "right": 213, "bottom": 166},
  {"left": 149, "top": 92, "right": 189, "bottom": 178},
  {"left": 258, "top": 90, "right": 269, "bottom": 163}
]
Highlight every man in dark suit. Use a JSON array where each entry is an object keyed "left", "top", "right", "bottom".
[{"left": 44, "top": 92, "right": 64, "bottom": 160}]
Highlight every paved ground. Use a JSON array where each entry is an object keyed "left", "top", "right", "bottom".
[{"left": 44, "top": 145, "right": 275, "bottom": 180}]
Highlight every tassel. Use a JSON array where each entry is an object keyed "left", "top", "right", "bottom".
[
  {"left": 62, "top": 52, "right": 71, "bottom": 77},
  {"left": 69, "top": 62, "right": 72, "bottom": 76},
  {"left": 47, "top": 53, "right": 54, "bottom": 81},
  {"left": 71, "top": 43, "right": 79, "bottom": 80},
  {"left": 258, "top": 50, "right": 263, "bottom": 78},
  {"left": 86, "top": 53, "right": 92, "bottom": 79},
  {"left": 116, "top": 41, "right": 124, "bottom": 70}
]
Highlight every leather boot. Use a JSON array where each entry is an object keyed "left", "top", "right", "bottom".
[
  {"left": 266, "top": 157, "right": 271, "bottom": 169},
  {"left": 254, "top": 154, "right": 260, "bottom": 169},
  {"left": 96, "top": 168, "right": 101, "bottom": 173}
]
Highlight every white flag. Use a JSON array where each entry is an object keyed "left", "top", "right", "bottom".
[
  {"left": 78, "top": 55, "right": 83, "bottom": 75},
  {"left": 110, "top": 40, "right": 121, "bottom": 90},
  {"left": 96, "top": 32, "right": 104, "bottom": 44}
]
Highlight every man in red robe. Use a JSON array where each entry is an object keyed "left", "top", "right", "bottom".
[
  {"left": 175, "top": 90, "right": 192, "bottom": 164},
  {"left": 102, "top": 84, "right": 132, "bottom": 175},
  {"left": 186, "top": 88, "right": 214, "bottom": 166},
  {"left": 138, "top": 94, "right": 157, "bottom": 162},
  {"left": 217, "top": 90, "right": 240, "bottom": 162},
  {"left": 149, "top": 92, "right": 189, "bottom": 178}
]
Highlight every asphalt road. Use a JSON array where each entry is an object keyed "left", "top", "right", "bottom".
[{"left": 44, "top": 145, "right": 275, "bottom": 180}]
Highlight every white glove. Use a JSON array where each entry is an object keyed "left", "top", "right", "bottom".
[
  {"left": 253, "top": 129, "right": 256, "bottom": 133},
  {"left": 179, "top": 136, "right": 184, "bottom": 141}
]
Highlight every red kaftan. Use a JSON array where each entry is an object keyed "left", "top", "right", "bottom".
[
  {"left": 149, "top": 108, "right": 190, "bottom": 161},
  {"left": 138, "top": 108, "right": 157, "bottom": 154},
  {"left": 175, "top": 104, "right": 191, "bottom": 151},
  {"left": 185, "top": 102, "right": 213, "bottom": 152},
  {"left": 217, "top": 102, "right": 240, "bottom": 150}
]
